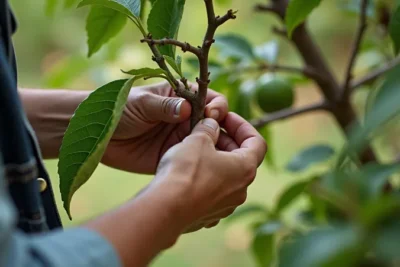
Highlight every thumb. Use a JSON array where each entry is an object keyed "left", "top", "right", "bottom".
[
  {"left": 189, "top": 118, "right": 220, "bottom": 146},
  {"left": 140, "top": 94, "right": 191, "bottom": 123}
]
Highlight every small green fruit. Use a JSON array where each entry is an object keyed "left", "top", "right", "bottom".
[{"left": 256, "top": 76, "right": 295, "bottom": 113}]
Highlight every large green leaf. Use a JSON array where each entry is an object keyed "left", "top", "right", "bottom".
[
  {"left": 279, "top": 226, "right": 362, "bottom": 267},
  {"left": 389, "top": 6, "right": 400, "bottom": 54},
  {"left": 374, "top": 220, "right": 400, "bottom": 263},
  {"left": 252, "top": 222, "right": 282, "bottom": 267},
  {"left": 275, "top": 181, "right": 309, "bottom": 213},
  {"left": 286, "top": 144, "right": 335, "bottom": 172},
  {"left": 215, "top": 34, "right": 256, "bottom": 62},
  {"left": 344, "top": 65, "right": 400, "bottom": 158},
  {"left": 147, "top": 0, "right": 186, "bottom": 58},
  {"left": 58, "top": 79, "right": 134, "bottom": 219},
  {"left": 285, "top": 0, "right": 322, "bottom": 37},
  {"left": 86, "top": 6, "right": 127, "bottom": 57},
  {"left": 78, "top": 0, "right": 139, "bottom": 19}
]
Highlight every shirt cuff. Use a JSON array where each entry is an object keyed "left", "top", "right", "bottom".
[{"left": 25, "top": 228, "right": 122, "bottom": 267}]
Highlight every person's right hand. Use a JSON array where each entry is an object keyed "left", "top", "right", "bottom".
[{"left": 150, "top": 112, "right": 267, "bottom": 233}]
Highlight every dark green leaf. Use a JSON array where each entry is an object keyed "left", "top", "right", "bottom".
[
  {"left": 225, "top": 204, "right": 268, "bottom": 224},
  {"left": 389, "top": 6, "right": 400, "bottom": 54},
  {"left": 286, "top": 144, "right": 335, "bottom": 172},
  {"left": 147, "top": 0, "right": 186, "bottom": 58},
  {"left": 360, "top": 195, "right": 400, "bottom": 227},
  {"left": 164, "top": 55, "right": 183, "bottom": 77},
  {"left": 345, "top": 65, "right": 400, "bottom": 159},
  {"left": 374, "top": 220, "right": 400, "bottom": 262},
  {"left": 279, "top": 226, "right": 362, "bottom": 267},
  {"left": 58, "top": 79, "right": 135, "bottom": 219},
  {"left": 252, "top": 222, "right": 282, "bottom": 267},
  {"left": 358, "top": 163, "right": 400, "bottom": 200},
  {"left": 86, "top": 7, "right": 127, "bottom": 57},
  {"left": 215, "top": 34, "right": 256, "bottom": 62},
  {"left": 285, "top": 0, "right": 321, "bottom": 37},
  {"left": 275, "top": 181, "right": 309, "bottom": 213}
]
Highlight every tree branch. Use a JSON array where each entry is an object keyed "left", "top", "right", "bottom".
[
  {"left": 146, "top": 41, "right": 196, "bottom": 102},
  {"left": 188, "top": 0, "right": 236, "bottom": 129},
  {"left": 141, "top": 38, "right": 202, "bottom": 57},
  {"left": 250, "top": 102, "right": 331, "bottom": 128},
  {"left": 351, "top": 56, "right": 400, "bottom": 89},
  {"left": 342, "top": 0, "right": 369, "bottom": 99}
]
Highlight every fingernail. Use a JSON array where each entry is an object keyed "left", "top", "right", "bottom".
[
  {"left": 174, "top": 100, "right": 184, "bottom": 116},
  {"left": 202, "top": 118, "right": 219, "bottom": 131},
  {"left": 210, "top": 109, "right": 220, "bottom": 120}
]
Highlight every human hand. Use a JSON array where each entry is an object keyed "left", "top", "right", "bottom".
[
  {"left": 101, "top": 82, "right": 228, "bottom": 174},
  {"left": 149, "top": 113, "right": 267, "bottom": 232}
]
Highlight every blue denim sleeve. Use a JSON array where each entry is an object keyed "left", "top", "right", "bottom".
[{"left": 0, "top": 169, "right": 122, "bottom": 267}]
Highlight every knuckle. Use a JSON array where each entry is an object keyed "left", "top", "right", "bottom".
[
  {"left": 194, "top": 132, "right": 213, "bottom": 146},
  {"left": 136, "top": 92, "right": 152, "bottom": 106},
  {"left": 243, "top": 161, "right": 257, "bottom": 183}
]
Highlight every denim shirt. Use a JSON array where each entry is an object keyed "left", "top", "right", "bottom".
[{"left": 0, "top": 2, "right": 121, "bottom": 266}]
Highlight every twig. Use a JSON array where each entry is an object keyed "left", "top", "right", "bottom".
[
  {"left": 189, "top": 1, "right": 236, "bottom": 129},
  {"left": 141, "top": 38, "right": 202, "bottom": 57},
  {"left": 351, "top": 56, "right": 400, "bottom": 89},
  {"left": 250, "top": 102, "right": 330, "bottom": 128},
  {"left": 342, "top": 0, "right": 369, "bottom": 99},
  {"left": 146, "top": 41, "right": 196, "bottom": 102}
]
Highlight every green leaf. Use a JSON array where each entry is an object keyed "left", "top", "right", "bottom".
[
  {"left": 358, "top": 163, "right": 400, "bottom": 200},
  {"left": 389, "top": 6, "right": 400, "bottom": 54},
  {"left": 78, "top": 0, "right": 139, "bottom": 19},
  {"left": 258, "top": 126, "right": 274, "bottom": 167},
  {"left": 58, "top": 79, "right": 135, "bottom": 219},
  {"left": 121, "top": 67, "right": 167, "bottom": 76},
  {"left": 374, "top": 220, "right": 400, "bottom": 262},
  {"left": 344, "top": 65, "right": 400, "bottom": 159},
  {"left": 164, "top": 55, "right": 183, "bottom": 77},
  {"left": 286, "top": 144, "right": 335, "bottom": 172},
  {"left": 285, "top": 0, "right": 322, "bottom": 37},
  {"left": 252, "top": 222, "right": 282, "bottom": 267},
  {"left": 225, "top": 204, "right": 267, "bottom": 224},
  {"left": 233, "top": 81, "right": 256, "bottom": 121},
  {"left": 215, "top": 34, "right": 256, "bottom": 62},
  {"left": 275, "top": 181, "right": 309, "bottom": 213},
  {"left": 279, "top": 226, "right": 362, "bottom": 267},
  {"left": 147, "top": 0, "right": 186, "bottom": 58},
  {"left": 86, "top": 6, "right": 127, "bottom": 57}
]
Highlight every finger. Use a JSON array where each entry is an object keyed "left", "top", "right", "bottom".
[
  {"left": 185, "top": 118, "right": 220, "bottom": 146},
  {"left": 221, "top": 112, "right": 267, "bottom": 165},
  {"left": 205, "top": 90, "right": 228, "bottom": 122},
  {"left": 201, "top": 207, "right": 236, "bottom": 222},
  {"left": 217, "top": 131, "right": 239, "bottom": 152},
  {"left": 138, "top": 93, "right": 192, "bottom": 123}
]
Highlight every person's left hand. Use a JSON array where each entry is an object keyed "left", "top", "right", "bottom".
[{"left": 101, "top": 82, "right": 228, "bottom": 174}]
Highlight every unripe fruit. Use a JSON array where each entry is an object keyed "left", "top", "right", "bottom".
[{"left": 255, "top": 76, "right": 295, "bottom": 113}]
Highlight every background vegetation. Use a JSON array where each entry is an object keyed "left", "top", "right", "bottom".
[{"left": 10, "top": 0, "right": 396, "bottom": 266}]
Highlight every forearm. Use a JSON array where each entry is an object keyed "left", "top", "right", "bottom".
[
  {"left": 84, "top": 180, "right": 187, "bottom": 267},
  {"left": 20, "top": 89, "right": 89, "bottom": 159}
]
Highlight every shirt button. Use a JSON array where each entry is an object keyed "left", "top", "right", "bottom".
[{"left": 37, "top": 178, "right": 47, "bottom": 193}]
